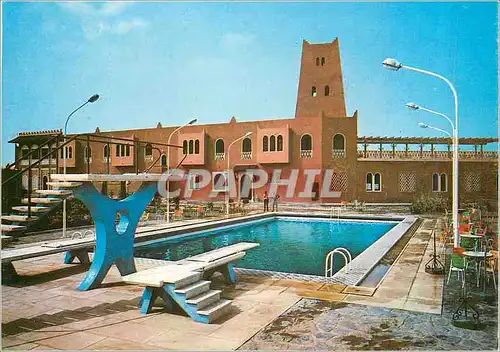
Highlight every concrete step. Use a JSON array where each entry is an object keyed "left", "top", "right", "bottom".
[
  {"left": 12, "top": 206, "right": 50, "bottom": 213},
  {"left": 1, "top": 235, "right": 14, "bottom": 245},
  {"left": 22, "top": 198, "right": 62, "bottom": 205},
  {"left": 186, "top": 290, "right": 221, "bottom": 310},
  {"left": 175, "top": 280, "right": 211, "bottom": 299},
  {"left": 197, "top": 299, "right": 232, "bottom": 323},
  {"left": 1, "top": 224, "right": 26, "bottom": 233},
  {"left": 173, "top": 272, "right": 204, "bottom": 289},
  {"left": 35, "top": 189, "right": 72, "bottom": 196},
  {"left": 1, "top": 215, "right": 38, "bottom": 222},
  {"left": 46, "top": 181, "right": 83, "bottom": 188}
]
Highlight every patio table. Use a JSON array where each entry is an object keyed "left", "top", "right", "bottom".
[{"left": 464, "top": 251, "right": 493, "bottom": 292}]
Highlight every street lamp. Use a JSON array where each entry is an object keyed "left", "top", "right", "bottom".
[
  {"left": 166, "top": 118, "right": 197, "bottom": 223},
  {"left": 226, "top": 132, "right": 252, "bottom": 216},
  {"left": 418, "top": 122, "right": 452, "bottom": 137},
  {"left": 384, "top": 58, "right": 460, "bottom": 248},
  {"left": 62, "top": 94, "right": 100, "bottom": 238}
]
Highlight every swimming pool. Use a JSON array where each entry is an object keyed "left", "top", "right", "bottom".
[{"left": 135, "top": 217, "right": 397, "bottom": 277}]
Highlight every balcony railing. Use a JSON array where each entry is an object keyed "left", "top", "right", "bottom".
[
  {"left": 215, "top": 152, "right": 225, "bottom": 161},
  {"left": 241, "top": 151, "right": 252, "bottom": 160},
  {"left": 300, "top": 149, "right": 313, "bottom": 158},
  {"left": 332, "top": 149, "right": 346, "bottom": 158},
  {"left": 357, "top": 150, "right": 498, "bottom": 161}
]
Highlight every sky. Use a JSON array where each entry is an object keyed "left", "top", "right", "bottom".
[{"left": 2, "top": 1, "right": 498, "bottom": 163}]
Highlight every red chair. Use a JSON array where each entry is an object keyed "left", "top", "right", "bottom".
[{"left": 459, "top": 223, "right": 471, "bottom": 234}]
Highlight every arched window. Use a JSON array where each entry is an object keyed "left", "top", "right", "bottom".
[
  {"left": 104, "top": 145, "right": 110, "bottom": 158},
  {"left": 366, "top": 173, "right": 373, "bottom": 192},
  {"left": 68, "top": 146, "right": 73, "bottom": 159},
  {"left": 22, "top": 174, "right": 29, "bottom": 190},
  {"left": 145, "top": 143, "right": 153, "bottom": 156},
  {"left": 213, "top": 172, "right": 227, "bottom": 191},
  {"left": 333, "top": 134, "right": 345, "bottom": 150},
  {"left": 366, "top": 172, "right": 382, "bottom": 192},
  {"left": 440, "top": 173, "right": 447, "bottom": 192},
  {"left": 432, "top": 173, "right": 439, "bottom": 192},
  {"left": 183, "top": 140, "right": 188, "bottom": 154},
  {"left": 125, "top": 144, "right": 130, "bottom": 157},
  {"left": 374, "top": 173, "right": 381, "bottom": 191},
  {"left": 316, "top": 57, "right": 320, "bottom": 66},
  {"left": 21, "top": 145, "right": 29, "bottom": 159},
  {"left": 161, "top": 154, "right": 167, "bottom": 167},
  {"left": 215, "top": 139, "right": 225, "bottom": 154},
  {"left": 270, "top": 135, "right": 276, "bottom": 151},
  {"left": 324, "top": 85, "right": 330, "bottom": 96},
  {"left": 84, "top": 146, "right": 92, "bottom": 159},
  {"left": 300, "top": 134, "right": 312, "bottom": 151},
  {"left": 311, "top": 86, "right": 317, "bottom": 97},
  {"left": 242, "top": 137, "right": 252, "bottom": 152},
  {"left": 31, "top": 145, "right": 39, "bottom": 159},
  {"left": 321, "top": 57, "right": 325, "bottom": 66},
  {"left": 195, "top": 140, "right": 200, "bottom": 154},
  {"left": 116, "top": 144, "right": 121, "bottom": 157},
  {"left": 277, "top": 135, "right": 283, "bottom": 151},
  {"left": 263, "top": 136, "right": 269, "bottom": 152},
  {"left": 189, "top": 140, "right": 194, "bottom": 154}
]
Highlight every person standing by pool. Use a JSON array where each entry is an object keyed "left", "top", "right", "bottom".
[
  {"left": 272, "top": 194, "right": 280, "bottom": 212},
  {"left": 263, "top": 191, "right": 269, "bottom": 212}
]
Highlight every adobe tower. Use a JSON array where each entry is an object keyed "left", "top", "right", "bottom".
[{"left": 295, "top": 38, "right": 347, "bottom": 118}]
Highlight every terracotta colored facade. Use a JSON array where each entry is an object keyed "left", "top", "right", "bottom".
[{"left": 10, "top": 39, "right": 498, "bottom": 206}]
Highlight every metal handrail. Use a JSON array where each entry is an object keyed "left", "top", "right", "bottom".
[{"left": 325, "top": 247, "right": 352, "bottom": 277}]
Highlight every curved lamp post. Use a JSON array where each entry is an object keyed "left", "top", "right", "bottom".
[
  {"left": 166, "top": 118, "right": 197, "bottom": 223},
  {"left": 62, "top": 94, "right": 100, "bottom": 238},
  {"left": 418, "top": 122, "right": 452, "bottom": 137},
  {"left": 384, "top": 58, "right": 459, "bottom": 248},
  {"left": 226, "top": 132, "right": 252, "bottom": 216}
]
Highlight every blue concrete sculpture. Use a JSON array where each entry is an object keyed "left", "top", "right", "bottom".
[{"left": 69, "top": 181, "right": 157, "bottom": 290}]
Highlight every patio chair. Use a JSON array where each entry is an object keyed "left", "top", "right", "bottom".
[
  {"left": 173, "top": 209, "right": 184, "bottom": 221},
  {"left": 460, "top": 237, "right": 475, "bottom": 250},
  {"left": 447, "top": 248, "right": 474, "bottom": 287},
  {"left": 459, "top": 223, "right": 471, "bottom": 234},
  {"left": 139, "top": 212, "right": 150, "bottom": 226},
  {"left": 482, "top": 250, "right": 498, "bottom": 290}
]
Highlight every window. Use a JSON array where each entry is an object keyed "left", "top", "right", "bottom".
[
  {"left": 189, "top": 175, "right": 201, "bottom": 190},
  {"left": 300, "top": 134, "right": 312, "bottom": 151},
  {"left": 161, "top": 154, "right": 167, "bottom": 167},
  {"left": 311, "top": 86, "right": 317, "bottom": 97},
  {"left": 270, "top": 135, "right": 276, "bottom": 151},
  {"left": 316, "top": 57, "right": 320, "bottom": 66},
  {"left": 125, "top": 144, "right": 130, "bottom": 157},
  {"left": 145, "top": 143, "right": 153, "bottom": 156},
  {"left": 104, "top": 145, "right": 110, "bottom": 158},
  {"left": 321, "top": 57, "right": 325, "bottom": 66},
  {"left": 188, "top": 140, "right": 194, "bottom": 154},
  {"left": 324, "top": 85, "right": 330, "bottom": 96},
  {"left": 21, "top": 146, "right": 29, "bottom": 159},
  {"left": 213, "top": 172, "right": 227, "bottom": 191},
  {"left": 440, "top": 173, "right": 447, "bottom": 192},
  {"left": 215, "top": 139, "right": 225, "bottom": 154},
  {"left": 195, "top": 140, "right": 200, "bottom": 154},
  {"left": 51, "top": 144, "right": 57, "bottom": 159},
  {"left": 333, "top": 134, "right": 345, "bottom": 150},
  {"left": 465, "top": 172, "right": 481, "bottom": 192},
  {"left": 116, "top": 144, "right": 121, "bottom": 157},
  {"left": 183, "top": 140, "right": 188, "bottom": 154},
  {"left": 84, "top": 146, "right": 92, "bottom": 159},
  {"left": 433, "top": 172, "right": 448, "bottom": 192},
  {"left": 31, "top": 145, "right": 39, "bottom": 159},
  {"left": 263, "top": 136, "right": 269, "bottom": 152},
  {"left": 242, "top": 137, "right": 252, "bottom": 153},
  {"left": 398, "top": 172, "right": 416, "bottom": 193},
  {"left": 366, "top": 172, "right": 382, "bottom": 192},
  {"left": 330, "top": 172, "right": 348, "bottom": 192},
  {"left": 277, "top": 135, "right": 283, "bottom": 151},
  {"left": 41, "top": 147, "right": 49, "bottom": 159}
]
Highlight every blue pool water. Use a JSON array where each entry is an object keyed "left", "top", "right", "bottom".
[{"left": 136, "top": 217, "right": 397, "bottom": 276}]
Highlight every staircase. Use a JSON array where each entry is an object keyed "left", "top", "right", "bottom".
[{"left": 0, "top": 181, "right": 80, "bottom": 240}]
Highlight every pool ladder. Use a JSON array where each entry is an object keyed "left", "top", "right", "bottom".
[
  {"left": 325, "top": 247, "right": 352, "bottom": 277},
  {"left": 330, "top": 207, "right": 342, "bottom": 220}
]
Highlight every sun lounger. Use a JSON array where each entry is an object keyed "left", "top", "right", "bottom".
[{"left": 121, "top": 242, "right": 259, "bottom": 323}]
